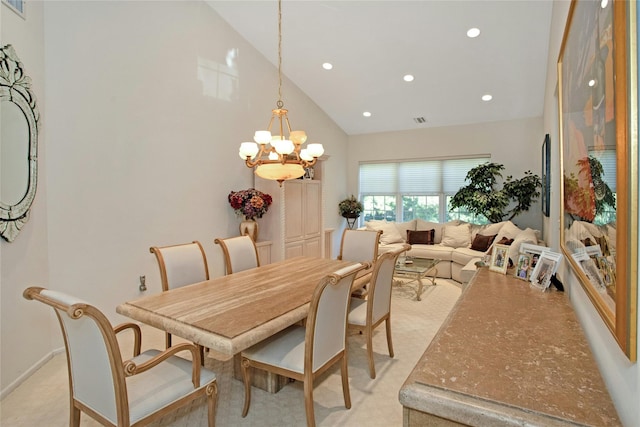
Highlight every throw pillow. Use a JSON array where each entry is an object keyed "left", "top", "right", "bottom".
[
  {"left": 366, "top": 221, "right": 404, "bottom": 245},
  {"left": 406, "top": 229, "right": 435, "bottom": 245},
  {"left": 394, "top": 220, "right": 417, "bottom": 239},
  {"left": 496, "top": 237, "right": 514, "bottom": 245},
  {"left": 508, "top": 227, "right": 538, "bottom": 266},
  {"left": 441, "top": 223, "right": 471, "bottom": 248},
  {"left": 470, "top": 233, "right": 497, "bottom": 252}
]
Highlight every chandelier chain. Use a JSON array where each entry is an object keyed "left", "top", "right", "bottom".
[{"left": 277, "top": 0, "right": 283, "bottom": 108}]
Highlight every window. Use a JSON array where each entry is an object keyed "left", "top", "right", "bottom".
[
  {"left": 2, "top": 0, "right": 24, "bottom": 17},
  {"left": 359, "top": 156, "right": 489, "bottom": 224},
  {"left": 589, "top": 148, "right": 616, "bottom": 225}
]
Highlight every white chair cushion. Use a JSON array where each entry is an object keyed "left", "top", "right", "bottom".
[
  {"left": 241, "top": 325, "right": 306, "bottom": 374},
  {"left": 347, "top": 298, "right": 368, "bottom": 326},
  {"left": 126, "top": 350, "right": 216, "bottom": 424}
]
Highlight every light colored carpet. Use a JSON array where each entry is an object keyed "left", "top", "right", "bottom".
[{"left": 1, "top": 279, "right": 461, "bottom": 426}]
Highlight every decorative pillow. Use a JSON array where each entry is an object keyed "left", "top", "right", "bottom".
[
  {"left": 394, "top": 220, "right": 417, "bottom": 239},
  {"left": 470, "top": 233, "right": 497, "bottom": 252},
  {"left": 496, "top": 237, "right": 514, "bottom": 245},
  {"left": 407, "top": 229, "right": 435, "bottom": 245},
  {"left": 366, "top": 221, "right": 404, "bottom": 245},
  {"left": 508, "top": 227, "right": 538, "bottom": 265},
  {"left": 441, "top": 223, "right": 471, "bottom": 248}
]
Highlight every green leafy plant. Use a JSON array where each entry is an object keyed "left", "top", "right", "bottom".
[
  {"left": 449, "top": 162, "right": 541, "bottom": 223},
  {"left": 338, "top": 195, "right": 363, "bottom": 218}
]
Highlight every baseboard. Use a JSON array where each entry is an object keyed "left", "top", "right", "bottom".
[{"left": 0, "top": 347, "right": 65, "bottom": 400}]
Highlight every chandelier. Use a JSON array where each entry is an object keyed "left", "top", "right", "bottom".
[{"left": 238, "top": 0, "right": 324, "bottom": 185}]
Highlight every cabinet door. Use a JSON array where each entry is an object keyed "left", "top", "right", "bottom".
[
  {"left": 284, "top": 240, "right": 304, "bottom": 259},
  {"left": 284, "top": 181, "right": 304, "bottom": 241},
  {"left": 303, "top": 237, "right": 321, "bottom": 258},
  {"left": 304, "top": 181, "right": 321, "bottom": 237}
]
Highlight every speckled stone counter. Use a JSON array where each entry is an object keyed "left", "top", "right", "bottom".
[{"left": 399, "top": 267, "right": 621, "bottom": 427}]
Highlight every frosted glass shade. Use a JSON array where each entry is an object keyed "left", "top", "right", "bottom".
[
  {"left": 307, "top": 143, "right": 324, "bottom": 157},
  {"left": 289, "top": 130, "right": 307, "bottom": 145},
  {"left": 239, "top": 142, "right": 259, "bottom": 159},
  {"left": 273, "top": 139, "right": 294, "bottom": 155},
  {"left": 254, "top": 131, "right": 272, "bottom": 144},
  {"left": 255, "top": 163, "right": 305, "bottom": 181},
  {"left": 300, "top": 149, "right": 313, "bottom": 161}
]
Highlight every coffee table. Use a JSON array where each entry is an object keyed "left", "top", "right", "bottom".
[{"left": 394, "top": 257, "right": 440, "bottom": 301}]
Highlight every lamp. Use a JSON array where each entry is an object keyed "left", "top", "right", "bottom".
[{"left": 238, "top": 0, "right": 324, "bottom": 186}]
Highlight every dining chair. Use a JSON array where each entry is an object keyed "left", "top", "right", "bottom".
[
  {"left": 150, "top": 240, "right": 209, "bottom": 349},
  {"left": 240, "top": 262, "right": 366, "bottom": 427},
  {"left": 214, "top": 235, "right": 260, "bottom": 275},
  {"left": 23, "top": 287, "right": 218, "bottom": 427},
  {"left": 337, "top": 229, "right": 383, "bottom": 296},
  {"left": 348, "top": 244, "right": 409, "bottom": 379}
]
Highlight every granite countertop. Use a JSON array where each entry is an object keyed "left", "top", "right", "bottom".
[{"left": 399, "top": 267, "right": 621, "bottom": 426}]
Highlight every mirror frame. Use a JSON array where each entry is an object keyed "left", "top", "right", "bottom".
[
  {"left": 0, "top": 44, "right": 40, "bottom": 242},
  {"left": 558, "top": 0, "right": 637, "bottom": 360}
]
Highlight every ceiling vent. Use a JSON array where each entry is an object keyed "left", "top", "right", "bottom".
[{"left": 413, "top": 117, "right": 426, "bottom": 124}]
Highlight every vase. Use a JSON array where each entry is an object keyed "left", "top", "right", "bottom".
[{"left": 240, "top": 219, "right": 258, "bottom": 241}]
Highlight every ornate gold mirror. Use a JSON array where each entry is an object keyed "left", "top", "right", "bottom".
[
  {"left": 558, "top": 0, "right": 637, "bottom": 360},
  {"left": 1, "top": 44, "right": 40, "bottom": 242}
]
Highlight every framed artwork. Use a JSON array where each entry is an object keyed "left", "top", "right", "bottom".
[
  {"left": 558, "top": 0, "right": 637, "bottom": 360},
  {"left": 489, "top": 244, "right": 509, "bottom": 274},
  {"left": 530, "top": 251, "right": 562, "bottom": 291},
  {"left": 514, "top": 254, "right": 533, "bottom": 280},
  {"left": 541, "top": 134, "right": 550, "bottom": 217}
]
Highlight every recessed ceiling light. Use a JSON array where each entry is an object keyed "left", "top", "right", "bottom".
[
  {"left": 482, "top": 94, "right": 492, "bottom": 101},
  {"left": 322, "top": 62, "right": 333, "bottom": 70},
  {"left": 467, "top": 28, "right": 480, "bottom": 38},
  {"left": 601, "top": 0, "right": 608, "bottom": 8},
  {"left": 403, "top": 74, "right": 414, "bottom": 82},
  {"left": 363, "top": 112, "right": 372, "bottom": 117},
  {"left": 588, "top": 79, "right": 596, "bottom": 87}
]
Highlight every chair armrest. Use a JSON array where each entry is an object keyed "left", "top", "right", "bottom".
[
  {"left": 113, "top": 322, "right": 141, "bottom": 357},
  {"left": 123, "top": 343, "right": 202, "bottom": 387}
]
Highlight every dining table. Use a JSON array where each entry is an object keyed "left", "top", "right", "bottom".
[{"left": 116, "top": 256, "right": 365, "bottom": 357}]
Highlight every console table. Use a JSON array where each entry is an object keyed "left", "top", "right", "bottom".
[{"left": 399, "top": 267, "right": 621, "bottom": 426}]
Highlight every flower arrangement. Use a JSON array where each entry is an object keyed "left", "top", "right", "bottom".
[
  {"left": 338, "top": 195, "right": 363, "bottom": 218},
  {"left": 228, "top": 188, "right": 273, "bottom": 220}
]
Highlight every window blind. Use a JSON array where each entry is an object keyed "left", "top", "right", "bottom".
[{"left": 360, "top": 157, "right": 488, "bottom": 195}]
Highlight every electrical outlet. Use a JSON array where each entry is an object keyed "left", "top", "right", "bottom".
[{"left": 139, "top": 275, "right": 147, "bottom": 292}]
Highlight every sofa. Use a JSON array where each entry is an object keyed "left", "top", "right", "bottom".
[{"left": 364, "top": 218, "right": 541, "bottom": 283}]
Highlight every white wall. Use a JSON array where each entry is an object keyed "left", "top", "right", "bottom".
[
  {"left": 543, "top": 2, "right": 639, "bottom": 426},
  {"left": 1, "top": 0, "right": 348, "bottom": 394},
  {"left": 347, "top": 116, "right": 545, "bottom": 231},
  {"left": 0, "top": 0, "right": 54, "bottom": 397}
]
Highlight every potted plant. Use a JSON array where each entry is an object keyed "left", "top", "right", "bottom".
[
  {"left": 338, "top": 195, "right": 363, "bottom": 218},
  {"left": 449, "top": 162, "right": 541, "bottom": 223}
]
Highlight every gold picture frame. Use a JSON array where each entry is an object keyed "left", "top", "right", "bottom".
[
  {"left": 558, "top": 0, "right": 637, "bottom": 360},
  {"left": 489, "top": 244, "right": 509, "bottom": 274}
]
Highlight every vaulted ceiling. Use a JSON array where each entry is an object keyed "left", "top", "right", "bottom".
[{"left": 207, "top": 1, "right": 554, "bottom": 135}]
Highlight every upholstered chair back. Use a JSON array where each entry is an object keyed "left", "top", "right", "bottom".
[
  {"left": 338, "top": 229, "right": 382, "bottom": 264},
  {"left": 369, "top": 249, "right": 403, "bottom": 323},
  {"left": 38, "top": 289, "right": 124, "bottom": 424},
  {"left": 308, "top": 264, "right": 360, "bottom": 372},
  {"left": 214, "top": 235, "right": 259, "bottom": 275},
  {"left": 150, "top": 241, "right": 209, "bottom": 291}
]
